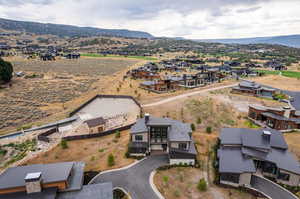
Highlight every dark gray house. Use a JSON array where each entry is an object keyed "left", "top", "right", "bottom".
[
  {"left": 218, "top": 128, "right": 300, "bottom": 187},
  {"left": 0, "top": 162, "right": 113, "bottom": 199},
  {"left": 129, "top": 114, "right": 197, "bottom": 165},
  {"left": 232, "top": 80, "right": 276, "bottom": 98}
]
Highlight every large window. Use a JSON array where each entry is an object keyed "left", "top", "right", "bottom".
[
  {"left": 135, "top": 135, "right": 143, "bottom": 141},
  {"left": 220, "top": 173, "right": 240, "bottom": 184},
  {"left": 178, "top": 143, "right": 187, "bottom": 150},
  {"left": 150, "top": 127, "right": 168, "bottom": 142}
]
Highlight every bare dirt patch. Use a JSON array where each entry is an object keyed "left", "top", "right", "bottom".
[
  {"left": 284, "top": 132, "right": 300, "bottom": 159},
  {"left": 0, "top": 57, "right": 142, "bottom": 134},
  {"left": 253, "top": 75, "right": 300, "bottom": 91},
  {"left": 23, "top": 130, "right": 134, "bottom": 172}
]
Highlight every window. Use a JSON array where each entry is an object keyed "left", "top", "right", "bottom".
[
  {"left": 178, "top": 143, "right": 187, "bottom": 150},
  {"left": 135, "top": 135, "right": 143, "bottom": 141},
  {"left": 278, "top": 172, "right": 290, "bottom": 181},
  {"left": 220, "top": 173, "right": 240, "bottom": 184},
  {"left": 249, "top": 111, "right": 256, "bottom": 119}
]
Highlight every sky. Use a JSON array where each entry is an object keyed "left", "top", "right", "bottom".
[{"left": 0, "top": 0, "right": 300, "bottom": 39}]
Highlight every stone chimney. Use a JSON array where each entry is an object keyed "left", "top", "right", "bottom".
[
  {"left": 25, "top": 172, "right": 42, "bottom": 194},
  {"left": 145, "top": 113, "right": 150, "bottom": 124}
]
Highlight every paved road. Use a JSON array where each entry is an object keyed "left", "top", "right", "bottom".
[
  {"left": 90, "top": 155, "right": 169, "bottom": 199},
  {"left": 251, "top": 175, "right": 298, "bottom": 199},
  {"left": 142, "top": 83, "right": 238, "bottom": 107},
  {"left": 283, "top": 91, "right": 300, "bottom": 110}
]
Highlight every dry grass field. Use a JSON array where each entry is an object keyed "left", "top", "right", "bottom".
[
  {"left": 10, "top": 57, "right": 139, "bottom": 76},
  {"left": 253, "top": 75, "right": 300, "bottom": 91},
  {"left": 154, "top": 167, "right": 256, "bottom": 199},
  {"left": 23, "top": 130, "right": 134, "bottom": 172},
  {"left": 0, "top": 57, "right": 142, "bottom": 134}
]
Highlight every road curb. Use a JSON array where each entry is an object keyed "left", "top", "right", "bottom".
[
  {"left": 88, "top": 157, "right": 147, "bottom": 184},
  {"left": 149, "top": 170, "right": 165, "bottom": 199}
]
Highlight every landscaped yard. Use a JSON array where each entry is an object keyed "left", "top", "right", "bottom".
[
  {"left": 23, "top": 130, "right": 134, "bottom": 172},
  {"left": 256, "top": 69, "right": 300, "bottom": 79}
]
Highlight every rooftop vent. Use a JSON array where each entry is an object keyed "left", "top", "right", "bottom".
[{"left": 25, "top": 172, "right": 42, "bottom": 194}]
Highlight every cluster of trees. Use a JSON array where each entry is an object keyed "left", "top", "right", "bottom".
[{"left": 0, "top": 58, "right": 13, "bottom": 83}]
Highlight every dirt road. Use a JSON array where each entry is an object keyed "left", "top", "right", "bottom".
[{"left": 142, "top": 83, "right": 238, "bottom": 107}]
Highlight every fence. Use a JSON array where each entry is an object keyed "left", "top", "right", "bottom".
[
  {"left": 37, "top": 128, "right": 57, "bottom": 142},
  {"left": 62, "top": 123, "right": 134, "bottom": 141}
]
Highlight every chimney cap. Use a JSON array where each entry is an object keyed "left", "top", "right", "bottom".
[
  {"left": 263, "top": 130, "right": 271, "bottom": 136},
  {"left": 25, "top": 172, "right": 42, "bottom": 182}
]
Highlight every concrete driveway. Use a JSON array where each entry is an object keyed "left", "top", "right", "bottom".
[
  {"left": 90, "top": 154, "right": 169, "bottom": 199},
  {"left": 251, "top": 175, "right": 298, "bottom": 199}
]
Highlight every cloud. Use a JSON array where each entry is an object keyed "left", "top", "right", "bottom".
[
  {"left": 236, "top": 6, "right": 261, "bottom": 13},
  {"left": 0, "top": 0, "right": 56, "bottom": 6},
  {"left": 0, "top": 0, "right": 299, "bottom": 39}
]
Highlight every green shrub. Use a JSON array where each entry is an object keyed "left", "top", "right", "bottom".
[
  {"left": 60, "top": 140, "right": 68, "bottom": 149},
  {"left": 206, "top": 126, "right": 212, "bottom": 134},
  {"left": 0, "top": 148, "right": 7, "bottom": 156},
  {"left": 197, "top": 178, "right": 207, "bottom": 192},
  {"left": 191, "top": 123, "right": 196, "bottom": 131},
  {"left": 99, "top": 148, "right": 105, "bottom": 153},
  {"left": 108, "top": 154, "right": 115, "bottom": 167},
  {"left": 197, "top": 117, "right": 202, "bottom": 124},
  {"left": 115, "top": 130, "right": 121, "bottom": 138},
  {"left": 174, "top": 190, "right": 180, "bottom": 197},
  {"left": 0, "top": 58, "right": 13, "bottom": 83}
]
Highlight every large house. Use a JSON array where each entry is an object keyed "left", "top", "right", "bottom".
[
  {"left": 140, "top": 77, "right": 181, "bottom": 93},
  {"left": 218, "top": 128, "right": 300, "bottom": 187},
  {"left": 128, "top": 114, "right": 197, "bottom": 165},
  {"left": 0, "top": 162, "right": 113, "bottom": 199},
  {"left": 232, "top": 80, "right": 276, "bottom": 98},
  {"left": 248, "top": 105, "right": 300, "bottom": 131}
]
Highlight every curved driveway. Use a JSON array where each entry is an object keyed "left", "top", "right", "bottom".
[
  {"left": 90, "top": 154, "right": 169, "bottom": 199},
  {"left": 251, "top": 175, "right": 298, "bottom": 199}
]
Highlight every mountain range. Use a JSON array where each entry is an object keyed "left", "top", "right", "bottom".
[
  {"left": 0, "top": 18, "right": 153, "bottom": 38},
  {"left": 0, "top": 17, "right": 300, "bottom": 48},
  {"left": 196, "top": 35, "right": 300, "bottom": 48}
]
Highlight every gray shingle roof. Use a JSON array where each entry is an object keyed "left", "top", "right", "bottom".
[
  {"left": 0, "top": 162, "right": 74, "bottom": 190},
  {"left": 218, "top": 147, "right": 256, "bottom": 173},
  {"left": 262, "top": 112, "right": 300, "bottom": 124},
  {"left": 239, "top": 80, "right": 261, "bottom": 89},
  {"left": 220, "top": 128, "right": 288, "bottom": 150},
  {"left": 0, "top": 188, "right": 57, "bottom": 199},
  {"left": 219, "top": 128, "right": 299, "bottom": 174},
  {"left": 241, "top": 129, "right": 271, "bottom": 150},
  {"left": 131, "top": 116, "right": 191, "bottom": 141},
  {"left": 220, "top": 128, "right": 242, "bottom": 145},
  {"left": 242, "top": 147, "right": 300, "bottom": 175},
  {"left": 57, "top": 183, "right": 113, "bottom": 199}
]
